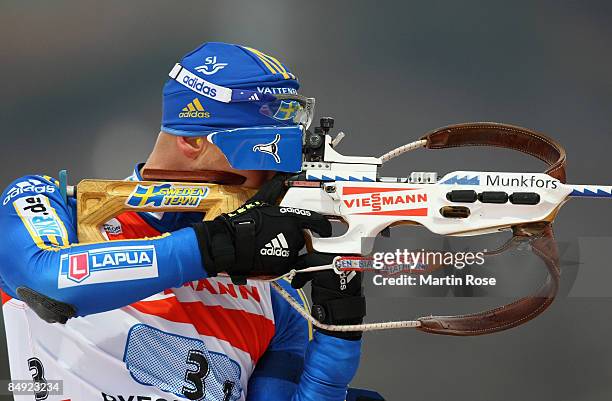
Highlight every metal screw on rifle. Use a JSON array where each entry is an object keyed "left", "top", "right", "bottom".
[
  {"left": 325, "top": 185, "right": 336, "bottom": 193},
  {"left": 308, "top": 129, "right": 324, "bottom": 148}
]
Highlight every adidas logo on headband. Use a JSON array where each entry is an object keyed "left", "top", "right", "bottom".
[{"left": 179, "top": 98, "right": 211, "bottom": 119}]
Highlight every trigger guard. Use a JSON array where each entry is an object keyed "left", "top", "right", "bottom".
[{"left": 308, "top": 234, "right": 367, "bottom": 255}]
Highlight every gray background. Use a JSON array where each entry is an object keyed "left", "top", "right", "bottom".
[{"left": 1, "top": 1, "right": 612, "bottom": 400}]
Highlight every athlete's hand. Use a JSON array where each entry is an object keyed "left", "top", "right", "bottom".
[
  {"left": 292, "top": 253, "right": 366, "bottom": 340},
  {"left": 192, "top": 201, "right": 331, "bottom": 284}
]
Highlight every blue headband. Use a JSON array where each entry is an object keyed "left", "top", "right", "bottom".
[{"left": 160, "top": 42, "right": 306, "bottom": 172}]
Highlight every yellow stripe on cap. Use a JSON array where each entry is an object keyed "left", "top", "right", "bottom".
[
  {"left": 243, "top": 46, "right": 291, "bottom": 79},
  {"left": 244, "top": 46, "right": 280, "bottom": 76},
  {"left": 259, "top": 51, "right": 295, "bottom": 80}
]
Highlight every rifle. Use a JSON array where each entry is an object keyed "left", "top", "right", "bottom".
[{"left": 67, "top": 121, "right": 610, "bottom": 336}]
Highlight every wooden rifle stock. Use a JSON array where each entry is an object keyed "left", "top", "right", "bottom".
[{"left": 75, "top": 170, "right": 256, "bottom": 243}]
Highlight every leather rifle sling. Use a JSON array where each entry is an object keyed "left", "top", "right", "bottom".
[{"left": 415, "top": 122, "right": 566, "bottom": 335}]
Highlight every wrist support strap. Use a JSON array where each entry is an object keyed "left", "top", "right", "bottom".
[
  {"left": 192, "top": 221, "right": 235, "bottom": 277},
  {"left": 311, "top": 285, "right": 367, "bottom": 340}
]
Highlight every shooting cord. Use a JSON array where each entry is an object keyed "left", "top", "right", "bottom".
[
  {"left": 379, "top": 139, "right": 427, "bottom": 163},
  {"left": 270, "top": 281, "right": 422, "bottom": 332}
]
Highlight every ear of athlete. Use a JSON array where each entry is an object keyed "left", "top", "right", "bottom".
[{"left": 192, "top": 201, "right": 332, "bottom": 285}]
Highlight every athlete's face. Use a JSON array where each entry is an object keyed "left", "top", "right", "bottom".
[
  {"left": 192, "top": 139, "right": 273, "bottom": 188},
  {"left": 147, "top": 133, "right": 273, "bottom": 188}
]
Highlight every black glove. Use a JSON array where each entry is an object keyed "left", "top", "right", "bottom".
[
  {"left": 292, "top": 253, "right": 366, "bottom": 340},
  {"left": 192, "top": 201, "right": 332, "bottom": 284}
]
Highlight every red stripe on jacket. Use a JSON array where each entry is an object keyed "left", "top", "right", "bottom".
[
  {"left": 130, "top": 297, "right": 274, "bottom": 362},
  {"left": 110, "top": 211, "right": 275, "bottom": 362}
]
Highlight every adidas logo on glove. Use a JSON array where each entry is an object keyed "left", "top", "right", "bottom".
[
  {"left": 260, "top": 233, "right": 290, "bottom": 257},
  {"left": 279, "top": 207, "right": 311, "bottom": 216}
]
